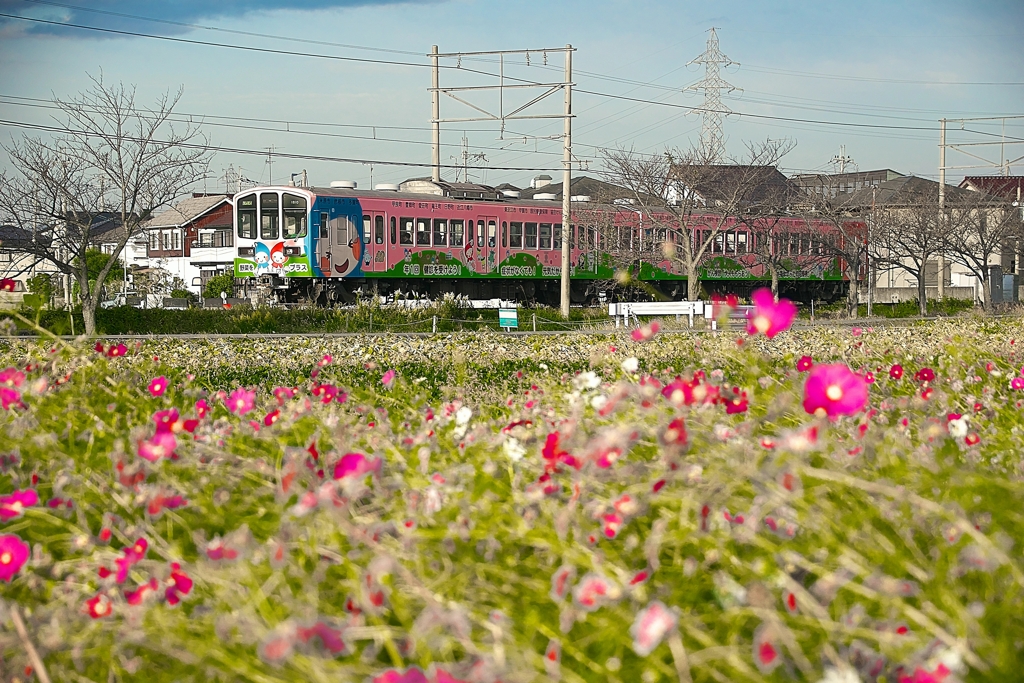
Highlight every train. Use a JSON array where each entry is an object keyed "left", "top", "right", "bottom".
[{"left": 230, "top": 178, "right": 856, "bottom": 306}]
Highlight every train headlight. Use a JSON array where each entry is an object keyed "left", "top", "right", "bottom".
[
  {"left": 284, "top": 247, "right": 302, "bottom": 256},
  {"left": 238, "top": 247, "right": 255, "bottom": 257}
]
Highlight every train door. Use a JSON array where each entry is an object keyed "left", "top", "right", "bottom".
[
  {"left": 478, "top": 215, "right": 497, "bottom": 274},
  {"left": 317, "top": 212, "right": 360, "bottom": 277},
  {"left": 316, "top": 211, "right": 332, "bottom": 276},
  {"left": 362, "top": 212, "right": 387, "bottom": 272}
]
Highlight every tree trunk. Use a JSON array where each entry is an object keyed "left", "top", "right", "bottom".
[
  {"left": 769, "top": 263, "right": 779, "bottom": 297},
  {"left": 917, "top": 268, "right": 927, "bottom": 316},
  {"left": 978, "top": 264, "right": 989, "bottom": 310},
  {"left": 685, "top": 259, "right": 701, "bottom": 301},
  {"left": 846, "top": 264, "right": 859, "bottom": 319},
  {"left": 82, "top": 300, "right": 97, "bottom": 336}
]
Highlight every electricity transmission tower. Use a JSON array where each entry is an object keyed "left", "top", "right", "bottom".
[{"left": 684, "top": 28, "right": 739, "bottom": 163}]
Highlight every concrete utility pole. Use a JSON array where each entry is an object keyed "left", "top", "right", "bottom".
[
  {"left": 431, "top": 45, "right": 441, "bottom": 182},
  {"left": 684, "top": 28, "right": 738, "bottom": 163},
  {"left": 831, "top": 145, "right": 853, "bottom": 174},
  {"left": 938, "top": 118, "right": 946, "bottom": 300},
  {"left": 561, "top": 44, "right": 573, "bottom": 318}
]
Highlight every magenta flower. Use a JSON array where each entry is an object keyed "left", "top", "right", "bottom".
[
  {"left": 0, "top": 367, "right": 25, "bottom": 387},
  {"left": 85, "top": 594, "right": 112, "bottom": 619},
  {"left": 572, "top": 572, "right": 619, "bottom": 612},
  {"left": 0, "top": 387, "right": 23, "bottom": 411},
  {"left": 630, "top": 600, "right": 677, "bottom": 656},
  {"left": 890, "top": 364, "right": 904, "bottom": 379},
  {"left": 899, "top": 664, "right": 951, "bottom": 683},
  {"left": 803, "top": 363, "right": 869, "bottom": 419},
  {"left": 148, "top": 376, "right": 168, "bottom": 397},
  {"left": 226, "top": 387, "right": 257, "bottom": 415},
  {"left": 0, "top": 488, "right": 38, "bottom": 521},
  {"left": 125, "top": 578, "right": 159, "bottom": 605},
  {"left": 152, "top": 408, "right": 180, "bottom": 433},
  {"left": 914, "top": 367, "right": 935, "bottom": 382},
  {"left": 373, "top": 669, "right": 430, "bottom": 683},
  {"left": 0, "top": 278, "right": 16, "bottom": 292},
  {"left": 746, "top": 288, "right": 797, "bottom": 338},
  {"left": 332, "top": 453, "right": 382, "bottom": 480},
  {"left": 165, "top": 562, "right": 193, "bottom": 605},
  {"left": 796, "top": 355, "right": 813, "bottom": 372},
  {"left": 381, "top": 369, "right": 397, "bottom": 388},
  {"left": 631, "top": 320, "right": 660, "bottom": 342},
  {"left": 296, "top": 620, "right": 348, "bottom": 655},
  {"left": 138, "top": 431, "right": 177, "bottom": 462},
  {"left": 195, "top": 398, "right": 210, "bottom": 418},
  {"left": 0, "top": 534, "right": 29, "bottom": 582},
  {"left": 1011, "top": 377, "right": 1024, "bottom": 391},
  {"left": 753, "top": 623, "right": 782, "bottom": 674}
]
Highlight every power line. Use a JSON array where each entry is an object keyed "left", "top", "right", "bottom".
[
  {"left": 740, "top": 63, "right": 1024, "bottom": 87},
  {"left": 0, "top": 117, "right": 566, "bottom": 172}
]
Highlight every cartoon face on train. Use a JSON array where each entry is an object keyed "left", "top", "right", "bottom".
[{"left": 314, "top": 213, "right": 362, "bottom": 278}]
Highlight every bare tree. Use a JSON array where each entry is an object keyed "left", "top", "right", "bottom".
[
  {"left": 601, "top": 139, "right": 794, "bottom": 301},
  {"left": 942, "top": 193, "right": 1023, "bottom": 309},
  {"left": 0, "top": 74, "right": 210, "bottom": 335}
]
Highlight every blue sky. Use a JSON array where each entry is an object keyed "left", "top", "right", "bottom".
[{"left": 1, "top": 0, "right": 1022, "bottom": 192}]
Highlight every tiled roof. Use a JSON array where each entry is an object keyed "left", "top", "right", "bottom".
[{"left": 141, "top": 195, "right": 231, "bottom": 229}]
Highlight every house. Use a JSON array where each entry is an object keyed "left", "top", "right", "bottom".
[
  {"left": 792, "top": 169, "right": 905, "bottom": 199},
  {"left": 667, "top": 165, "right": 801, "bottom": 208},
  {"left": 138, "top": 194, "right": 234, "bottom": 294}
]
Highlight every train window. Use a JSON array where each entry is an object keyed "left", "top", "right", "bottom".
[
  {"left": 488, "top": 221, "right": 497, "bottom": 248},
  {"left": 416, "top": 219, "right": 430, "bottom": 246},
  {"left": 375, "top": 215, "right": 385, "bottom": 245},
  {"left": 524, "top": 222, "right": 537, "bottom": 249},
  {"left": 789, "top": 233, "right": 799, "bottom": 255},
  {"left": 451, "top": 220, "right": 464, "bottom": 247},
  {"left": 237, "top": 194, "right": 257, "bottom": 240},
  {"left": 260, "top": 193, "right": 279, "bottom": 240},
  {"left": 400, "top": 218, "right": 414, "bottom": 245},
  {"left": 282, "top": 193, "right": 307, "bottom": 239},
  {"left": 362, "top": 215, "right": 371, "bottom": 244},
  {"left": 726, "top": 232, "right": 736, "bottom": 254},
  {"left": 509, "top": 222, "right": 523, "bottom": 249},
  {"left": 467, "top": 221, "right": 476, "bottom": 247},
  {"left": 714, "top": 233, "right": 724, "bottom": 254},
  {"left": 390, "top": 217, "right": 397, "bottom": 245},
  {"left": 539, "top": 223, "right": 552, "bottom": 249},
  {"left": 336, "top": 216, "right": 352, "bottom": 244},
  {"left": 737, "top": 232, "right": 748, "bottom": 253},
  {"left": 501, "top": 222, "right": 507, "bottom": 248},
  {"left": 553, "top": 224, "right": 562, "bottom": 250},
  {"left": 318, "top": 212, "right": 328, "bottom": 240},
  {"left": 433, "top": 219, "right": 447, "bottom": 246}
]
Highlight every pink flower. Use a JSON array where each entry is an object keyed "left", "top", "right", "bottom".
[
  {"left": 753, "top": 623, "right": 782, "bottom": 674},
  {"left": 296, "top": 620, "right": 348, "bottom": 655},
  {"left": 803, "top": 364, "right": 869, "bottom": 419},
  {"left": 125, "top": 578, "right": 159, "bottom": 606},
  {"left": 111, "top": 538, "right": 148, "bottom": 584},
  {"left": 165, "top": 562, "right": 193, "bottom": 605},
  {"left": 572, "top": 572, "right": 618, "bottom": 611},
  {"left": 660, "top": 417, "right": 687, "bottom": 447},
  {"left": 550, "top": 565, "right": 575, "bottom": 601},
  {"left": 711, "top": 293, "right": 739, "bottom": 319},
  {"left": 746, "top": 288, "right": 797, "bottom": 338},
  {"left": 226, "top": 387, "right": 257, "bottom": 415},
  {"left": 195, "top": 398, "right": 210, "bottom": 418},
  {"left": 602, "top": 512, "right": 624, "bottom": 539},
  {"left": 381, "top": 369, "right": 397, "bottom": 388},
  {"left": 152, "top": 408, "right": 181, "bottom": 433},
  {"left": 631, "top": 320, "right": 660, "bottom": 341},
  {"left": 0, "top": 387, "right": 23, "bottom": 410},
  {"left": 0, "top": 489, "right": 38, "bottom": 521},
  {"left": 273, "top": 386, "right": 296, "bottom": 404},
  {"left": 147, "top": 376, "right": 168, "bottom": 397},
  {"left": 796, "top": 355, "right": 813, "bottom": 372},
  {"left": 332, "top": 453, "right": 382, "bottom": 480},
  {"left": 373, "top": 669, "right": 429, "bottom": 683},
  {"left": 890, "top": 364, "right": 904, "bottom": 379},
  {"left": 138, "top": 431, "right": 177, "bottom": 462},
  {"left": 0, "top": 278, "right": 16, "bottom": 292},
  {"left": 0, "top": 367, "right": 25, "bottom": 387},
  {"left": 1011, "top": 377, "right": 1024, "bottom": 391},
  {"left": 898, "top": 664, "right": 951, "bottom": 683},
  {"left": 107, "top": 343, "right": 128, "bottom": 357},
  {"left": 630, "top": 600, "right": 677, "bottom": 656},
  {"left": 0, "top": 534, "right": 30, "bottom": 582}
]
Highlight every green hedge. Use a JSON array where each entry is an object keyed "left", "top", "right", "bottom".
[{"left": 1, "top": 304, "right": 611, "bottom": 335}]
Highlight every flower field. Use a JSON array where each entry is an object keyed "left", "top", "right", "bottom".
[{"left": 1, "top": 311, "right": 1023, "bottom": 683}]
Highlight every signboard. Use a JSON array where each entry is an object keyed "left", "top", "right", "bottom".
[{"left": 498, "top": 308, "right": 519, "bottom": 331}]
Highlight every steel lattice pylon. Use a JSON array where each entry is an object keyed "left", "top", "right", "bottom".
[{"left": 684, "top": 28, "right": 739, "bottom": 162}]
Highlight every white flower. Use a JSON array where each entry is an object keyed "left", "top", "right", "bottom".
[
  {"left": 590, "top": 395, "right": 609, "bottom": 411},
  {"left": 629, "top": 600, "right": 678, "bottom": 656},
  {"left": 621, "top": 357, "right": 639, "bottom": 374},
  {"left": 948, "top": 416, "right": 968, "bottom": 438},
  {"left": 575, "top": 371, "right": 601, "bottom": 390},
  {"left": 815, "top": 666, "right": 861, "bottom": 683},
  {"left": 453, "top": 405, "right": 473, "bottom": 438},
  {"left": 503, "top": 437, "right": 525, "bottom": 462}
]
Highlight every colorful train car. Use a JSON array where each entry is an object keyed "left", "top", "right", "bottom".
[{"left": 231, "top": 180, "right": 854, "bottom": 305}]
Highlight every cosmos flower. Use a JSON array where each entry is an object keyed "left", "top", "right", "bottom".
[
  {"left": 630, "top": 600, "right": 677, "bottom": 656},
  {"left": 226, "top": 387, "right": 257, "bottom": 415},
  {"left": 0, "top": 278, "right": 16, "bottom": 292},
  {"left": 796, "top": 355, "right": 813, "bottom": 371},
  {"left": 0, "top": 489, "right": 38, "bottom": 521},
  {"left": 890, "top": 364, "right": 904, "bottom": 379},
  {"left": 148, "top": 376, "right": 168, "bottom": 397},
  {"left": 332, "top": 453, "right": 383, "bottom": 480},
  {"left": 746, "top": 288, "right": 797, "bottom": 338},
  {"left": 0, "top": 534, "right": 30, "bottom": 582},
  {"left": 381, "top": 369, "right": 397, "bottom": 388},
  {"left": 85, "top": 594, "right": 113, "bottom": 619},
  {"left": 631, "top": 321, "right": 660, "bottom": 341},
  {"left": 0, "top": 387, "right": 23, "bottom": 411},
  {"left": 138, "top": 431, "right": 177, "bottom": 462},
  {"left": 803, "top": 364, "right": 869, "bottom": 419}
]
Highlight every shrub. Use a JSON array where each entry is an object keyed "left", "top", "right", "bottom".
[{"left": 203, "top": 273, "right": 236, "bottom": 300}]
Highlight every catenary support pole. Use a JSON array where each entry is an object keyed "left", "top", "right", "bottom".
[
  {"left": 431, "top": 45, "right": 441, "bottom": 183},
  {"left": 560, "top": 44, "right": 573, "bottom": 318},
  {"left": 938, "top": 118, "right": 946, "bottom": 300}
]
